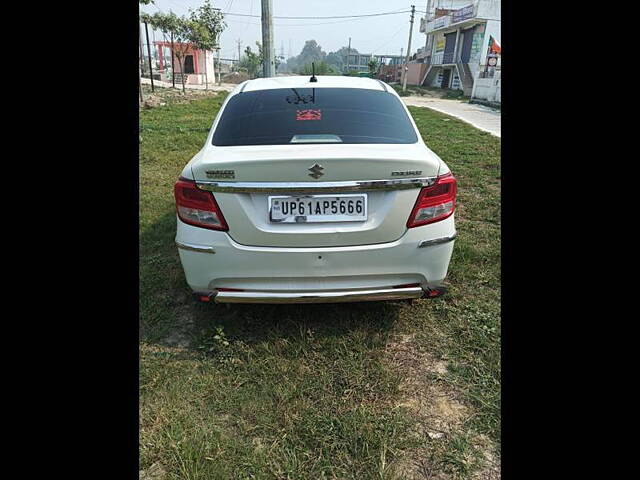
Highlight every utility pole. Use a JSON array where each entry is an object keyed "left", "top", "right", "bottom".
[
  {"left": 171, "top": 32, "right": 176, "bottom": 88},
  {"left": 261, "top": 0, "right": 275, "bottom": 77},
  {"left": 139, "top": 22, "right": 145, "bottom": 103},
  {"left": 402, "top": 5, "right": 416, "bottom": 92},
  {"left": 204, "top": 48, "right": 209, "bottom": 90},
  {"left": 144, "top": 21, "right": 155, "bottom": 92},
  {"left": 236, "top": 38, "right": 242, "bottom": 62},
  {"left": 217, "top": 48, "right": 222, "bottom": 85},
  {"left": 139, "top": 23, "right": 145, "bottom": 72},
  {"left": 346, "top": 37, "right": 351, "bottom": 74},
  {"left": 138, "top": 25, "right": 144, "bottom": 103}
]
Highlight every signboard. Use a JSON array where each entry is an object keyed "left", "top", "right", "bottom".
[
  {"left": 470, "top": 30, "right": 485, "bottom": 60},
  {"left": 452, "top": 4, "right": 475, "bottom": 23},
  {"left": 433, "top": 15, "right": 450, "bottom": 29},
  {"left": 452, "top": 74, "right": 460, "bottom": 90},
  {"left": 435, "top": 35, "right": 445, "bottom": 53}
]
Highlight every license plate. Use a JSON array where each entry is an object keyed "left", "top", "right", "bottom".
[{"left": 269, "top": 194, "right": 368, "bottom": 223}]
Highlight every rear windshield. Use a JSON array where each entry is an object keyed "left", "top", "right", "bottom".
[{"left": 211, "top": 87, "right": 418, "bottom": 146}]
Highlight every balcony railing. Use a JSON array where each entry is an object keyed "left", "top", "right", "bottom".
[{"left": 430, "top": 51, "right": 460, "bottom": 65}]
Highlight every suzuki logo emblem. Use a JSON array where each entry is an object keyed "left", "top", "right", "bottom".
[{"left": 308, "top": 163, "right": 324, "bottom": 179}]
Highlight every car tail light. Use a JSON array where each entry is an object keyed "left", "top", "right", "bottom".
[
  {"left": 407, "top": 173, "right": 457, "bottom": 228},
  {"left": 174, "top": 177, "right": 228, "bottom": 231}
]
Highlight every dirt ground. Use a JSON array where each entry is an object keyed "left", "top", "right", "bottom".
[{"left": 386, "top": 333, "right": 500, "bottom": 479}]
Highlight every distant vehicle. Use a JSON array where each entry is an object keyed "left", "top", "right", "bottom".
[{"left": 174, "top": 75, "right": 457, "bottom": 304}]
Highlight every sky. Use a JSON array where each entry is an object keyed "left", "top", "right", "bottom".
[{"left": 140, "top": 0, "right": 437, "bottom": 61}]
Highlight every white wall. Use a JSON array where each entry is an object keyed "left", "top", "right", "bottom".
[
  {"left": 433, "top": 0, "right": 472, "bottom": 10},
  {"left": 197, "top": 50, "right": 216, "bottom": 83},
  {"left": 476, "top": 0, "right": 501, "bottom": 21},
  {"left": 472, "top": 70, "right": 500, "bottom": 102}
]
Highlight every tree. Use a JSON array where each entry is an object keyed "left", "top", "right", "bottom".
[
  {"left": 297, "top": 61, "right": 339, "bottom": 76},
  {"left": 325, "top": 51, "right": 343, "bottom": 70},
  {"left": 238, "top": 42, "right": 263, "bottom": 79},
  {"left": 326, "top": 46, "right": 360, "bottom": 72},
  {"left": 146, "top": 13, "right": 201, "bottom": 94},
  {"left": 171, "top": 18, "right": 202, "bottom": 94},
  {"left": 368, "top": 58, "right": 379, "bottom": 77},
  {"left": 145, "top": 11, "right": 181, "bottom": 88},
  {"left": 284, "top": 40, "right": 328, "bottom": 75},
  {"left": 138, "top": 1, "right": 158, "bottom": 101},
  {"left": 296, "top": 40, "right": 326, "bottom": 67},
  {"left": 189, "top": 0, "right": 226, "bottom": 90},
  {"left": 286, "top": 56, "right": 298, "bottom": 73}
]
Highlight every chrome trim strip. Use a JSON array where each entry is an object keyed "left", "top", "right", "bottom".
[
  {"left": 214, "top": 286, "right": 423, "bottom": 304},
  {"left": 418, "top": 233, "right": 457, "bottom": 248},
  {"left": 196, "top": 177, "right": 436, "bottom": 193},
  {"left": 175, "top": 241, "right": 216, "bottom": 254}
]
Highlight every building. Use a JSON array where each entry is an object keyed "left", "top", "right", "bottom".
[
  {"left": 419, "top": 0, "right": 501, "bottom": 102},
  {"left": 154, "top": 41, "right": 217, "bottom": 85},
  {"left": 342, "top": 53, "right": 404, "bottom": 75}
]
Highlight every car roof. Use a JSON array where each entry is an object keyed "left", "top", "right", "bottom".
[{"left": 238, "top": 75, "right": 389, "bottom": 93}]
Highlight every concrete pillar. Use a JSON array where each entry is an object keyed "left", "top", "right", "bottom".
[
  {"left": 470, "top": 70, "right": 479, "bottom": 99},
  {"left": 452, "top": 28, "right": 461, "bottom": 63}
]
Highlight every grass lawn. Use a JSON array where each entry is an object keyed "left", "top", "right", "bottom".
[{"left": 139, "top": 87, "right": 501, "bottom": 479}]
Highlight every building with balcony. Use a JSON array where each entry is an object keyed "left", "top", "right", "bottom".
[
  {"left": 342, "top": 53, "right": 404, "bottom": 75},
  {"left": 419, "top": 0, "right": 500, "bottom": 101}
]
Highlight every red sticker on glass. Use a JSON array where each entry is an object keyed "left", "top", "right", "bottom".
[{"left": 296, "top": 109, "right": 322, "bottom": 121}]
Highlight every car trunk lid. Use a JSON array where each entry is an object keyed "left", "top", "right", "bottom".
[{"left": 191, "top": 144, "right": 441, "bottom": 248}]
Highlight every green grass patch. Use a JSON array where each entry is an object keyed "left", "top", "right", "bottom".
[{"left": 139, "top": 93, "right": 500, "bottom": 478}]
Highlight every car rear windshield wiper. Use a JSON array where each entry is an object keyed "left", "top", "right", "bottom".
[{"left": 290, "top": 134, "right": 342, "bottom": 144}]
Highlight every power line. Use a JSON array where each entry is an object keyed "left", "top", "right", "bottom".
[
  {"left": 225, "top": 15, "right": 408, "bottom": 28},
  {"left": 244, "top": 0, "right": 254, "bottom": 31},
  {"left": 371, "top": 22, "right": 408, "bottom": 54},
  {"left": 224, "top": 9, "right": 411, "bottom": 20}
]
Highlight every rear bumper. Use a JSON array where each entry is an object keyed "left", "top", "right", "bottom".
[
  {"left": 212, "top": 286, "right": 425, "bottom": 304},
  {"left": 176, "top": 215, "right": 455, "bottom": 302}
]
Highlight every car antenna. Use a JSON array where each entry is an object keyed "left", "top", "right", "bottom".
[{"left": 310, "top": 62, "right": 318, "bottom": 82}]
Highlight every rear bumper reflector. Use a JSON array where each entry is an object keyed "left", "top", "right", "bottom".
[
  {"left": 176, "top": 241, "right": 216, "bottom": 254},
  {"left": 423, "top": 286, "right": 447, "bottom": 298},
  {"left": 194, "top": 291, "right": 217, "bottom": 302},
  {"left": 417, "top": 233, "right": 457, "bottom": 248}
]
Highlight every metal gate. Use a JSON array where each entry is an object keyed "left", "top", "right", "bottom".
[{"left": 441, "top": 68, "right": 451, "bottom": 88}]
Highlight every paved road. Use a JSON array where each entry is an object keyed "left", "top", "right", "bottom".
[{"left": 402, "top": 96, "right": 501, "bottom": 138}]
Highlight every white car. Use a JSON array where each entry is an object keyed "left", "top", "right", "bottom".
[{"left": 174, "top": 75, "right": 456, "bottom": 304}]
